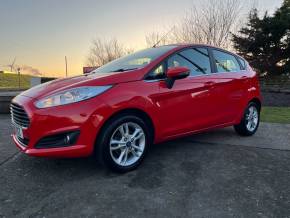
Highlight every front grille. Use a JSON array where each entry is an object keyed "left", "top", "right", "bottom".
[{"left": 10, "top": 103, "right": 30, "bottom": 128}]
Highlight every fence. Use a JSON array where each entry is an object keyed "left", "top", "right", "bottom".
[{"left": 259, "top": 76, "right": 290, "bottom": 93}]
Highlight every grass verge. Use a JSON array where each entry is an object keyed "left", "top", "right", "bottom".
[
  {"left": 0, "top": 73, "right": 31, "bottom": 89},
  {"left": 261, "top": 107, "right": 290, "bottom": 124}
]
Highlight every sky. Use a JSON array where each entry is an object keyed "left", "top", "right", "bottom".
[{"left": 0, "top": 0, "right": 284, "bottom": 77}]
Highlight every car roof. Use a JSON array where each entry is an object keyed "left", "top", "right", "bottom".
[
  {"left": 160, "top": 43, "right": 224, "bottom": 50},
  {"left": 158, "top": 44, "right": 245, "bottom": 60}
]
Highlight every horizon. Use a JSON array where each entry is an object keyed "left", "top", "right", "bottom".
[{"left": 0, "top": 0, "right": 283, "bottom": 78}]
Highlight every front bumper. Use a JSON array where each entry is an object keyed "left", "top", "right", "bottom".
[
  {"left": 11, "top": 94, "right": 110, "bottom": 158},
  {"left": 12, "top": 134, "right": 89, "bottom": 157}
]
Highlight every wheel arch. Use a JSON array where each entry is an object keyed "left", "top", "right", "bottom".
[
  {"left": 234, "top": 97, "right": 261, "bottom": 136},
  {"left": 249, "top": 97, "right": 262, "bottom": 112},
  {"left": 235, "top": 96, "right": 262, "bottom": 124},
  {"left": 95, "top": 108, "right": 155, "bottom": 149}
]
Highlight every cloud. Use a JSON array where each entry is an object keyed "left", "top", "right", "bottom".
[{"left": 18, "top": 65, "right": 43, "bottom": 76}]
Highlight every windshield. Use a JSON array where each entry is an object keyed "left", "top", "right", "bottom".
[{"left": 92, "top": 46, "right": 177, "bottom": 74}]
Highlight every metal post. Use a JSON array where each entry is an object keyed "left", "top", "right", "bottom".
[
  {"left": 17, "top": 68, "right": 20, "bottom": 90},
  {"left": 65, "top": 56, "right": 68, "bottom": 77}
]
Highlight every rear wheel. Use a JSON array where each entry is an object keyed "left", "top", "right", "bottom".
[
  {"left": 96, "top": 115, "right": 151, "bottom": 173},
  {"left": 234, "top": 102, "right": 260, "bottom": 136}
]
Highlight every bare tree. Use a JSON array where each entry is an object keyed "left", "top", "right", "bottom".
[
  {"left": 86, "top": 38, "right": 133, "bottom": 67},
  {"left": 146, "top": 0, "right": 243, "bottom": 49},
  {"left": 185, "top": 0, "right": 242, "bottom": 48}
]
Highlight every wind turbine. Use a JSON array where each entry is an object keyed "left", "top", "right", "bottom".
[{"left": 7, "top": 57, "right": 17, "bottom": 72}]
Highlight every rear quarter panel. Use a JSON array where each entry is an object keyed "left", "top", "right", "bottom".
[{"left": 234, "top": 68, "right": 262, "bottom": 124}]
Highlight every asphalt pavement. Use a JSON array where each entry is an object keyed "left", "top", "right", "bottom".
[{"left": 0, "top": 114, "right": 290, "bottom": 218}]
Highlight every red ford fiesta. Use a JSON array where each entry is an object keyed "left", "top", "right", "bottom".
[{"left": 11, "top": 44, "right": 262, "bottom": 172}]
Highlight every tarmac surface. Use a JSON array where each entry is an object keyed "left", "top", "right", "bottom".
[{"left": 0, "top": 114, "right": 290, "bottom": 218}]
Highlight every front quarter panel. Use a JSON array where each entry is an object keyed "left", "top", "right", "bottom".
[
  {"left": 11, "top": 93, "right": 110, "bottom": 157},
  {"left": 98, "top": 81, "right": 163, "bottom": 143}
]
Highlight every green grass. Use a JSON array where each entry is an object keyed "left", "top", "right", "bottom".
[
  {"left": 0, "top": 73, "right": 31, "bottom": 89},
  {"left": 261, "top": 107, "right": 290, "bottom": 124}
]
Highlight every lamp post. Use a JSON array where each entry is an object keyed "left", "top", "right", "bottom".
[
  {"left": 17, "top": 67, "right": 20, "bottom": 90},
  {"left": 65, "top": 56, "right": 68, "bottom": 77}
]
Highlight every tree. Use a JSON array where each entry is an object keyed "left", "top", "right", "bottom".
[
  {"left": 273, "top": 0, "right": 290, "bottom": 74},
  {"left": 232, "top": 0, "right": 290, "bottom": 75},
  {"left": 86, "top": 38, "right": 133, "bottom": 67},
  {"left": 145, "top": 0, "right": 243, "bottom": 49},
  {"left": 176, "top": 0, "right": 242, "bottom": 48}
]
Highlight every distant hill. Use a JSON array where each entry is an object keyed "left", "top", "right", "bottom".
[{"left": 0, "top": 73, "right": 32, "bottom": 89}]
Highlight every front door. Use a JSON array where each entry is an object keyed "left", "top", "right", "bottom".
[{"left": 156, "top": 47, "right": 218, "bottom": 137}]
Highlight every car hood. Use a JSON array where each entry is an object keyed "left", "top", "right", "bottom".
[{"left": 20, "top": 70, "right": 144, "bottom": 100}]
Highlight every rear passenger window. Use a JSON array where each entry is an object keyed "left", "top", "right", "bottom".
[
  {"left": 238, "top": 57, "right": 247, "bottom": 70},
  {"left": 168, "top": 48, "right": 211, "bottom": 76},
  {"left": 212, "top": 50, "right": 241, "bottom": 73}
]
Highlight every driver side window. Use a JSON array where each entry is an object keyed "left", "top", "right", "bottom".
[{"left": 167, "top": 48, "right": 211, "bottom": 76}]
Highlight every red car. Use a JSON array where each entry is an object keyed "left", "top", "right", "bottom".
[{"left": 11, "top": 44, "right": 262, "bottom": 172}]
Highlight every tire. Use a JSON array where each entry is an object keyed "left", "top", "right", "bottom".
[
  {"left": 95, "top": 114, "right": 151, "bottom": 173},
  {"left": 234, "top": 102, "right": 260, "bottom": 136}
]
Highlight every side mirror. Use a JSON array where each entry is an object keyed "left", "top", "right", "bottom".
[{"left": 165, "top": 67, "right": 190, "bottom": 89}]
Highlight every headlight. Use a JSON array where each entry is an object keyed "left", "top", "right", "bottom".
[{"left": 35, "top": 86, "right": 112, "bottom": 109}]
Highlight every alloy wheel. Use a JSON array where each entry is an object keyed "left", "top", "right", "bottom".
[
  {"left": 109, "top": 122, "right": 146, "bottom": 167},
  {"left": 245, "top": 106, "right": 259, "bottom": 132}
]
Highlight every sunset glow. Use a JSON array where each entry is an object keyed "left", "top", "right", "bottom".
[{"left": 0, "top": 0, "right": 283, "bottom": 77}]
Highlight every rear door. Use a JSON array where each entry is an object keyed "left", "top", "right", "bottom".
[{"left": 209, "top": 49, "right": 246, "bottom": 124}]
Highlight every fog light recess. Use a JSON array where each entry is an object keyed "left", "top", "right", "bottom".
[{"left": 35, "top": 131, "right": 80, "bottom": 149}]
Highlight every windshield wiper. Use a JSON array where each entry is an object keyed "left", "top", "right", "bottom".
[
  {"left": 91, "top": 67, "right": 139, "bottom": 74},
  {"left": 111, "top": 68, "right": 139, "bottom": 72}
]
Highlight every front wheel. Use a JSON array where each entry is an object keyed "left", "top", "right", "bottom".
[
  {"left": 96, "top": 115, "right": 151, "bottom": 173},
  {"left": 234, "top": 102, "right": 260, "bottom": 136}
]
